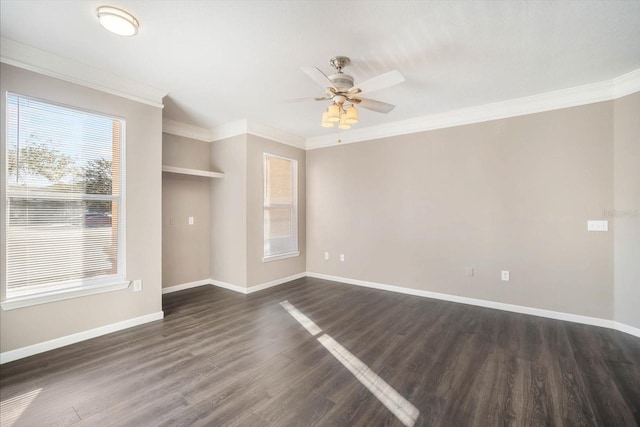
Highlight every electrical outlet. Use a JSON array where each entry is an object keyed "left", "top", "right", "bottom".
[
  {"left": 188, "top": 216, "right": 194, "bottom": 225},
  {"left": 340, "top": 254, "right": 345, "bottom": 262},
  {"left": 324, "top": 252, "right": 329, "bottom": 260},
  {"left": 466, "top": 267, "right": 474, "bottom": 277},
  {"left": 132, "top": 279, "right": 143, "bottom": 292},
  {"left": 501, "top": 271, "right": 510, "bottom": 281}
]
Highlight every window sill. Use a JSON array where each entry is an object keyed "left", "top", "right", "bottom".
[
  {"left": 1, "top": 280, "right": 131, "bottom": 311},
  {"left": 262, "top": 251, "right": 300, "bottom": 263}
]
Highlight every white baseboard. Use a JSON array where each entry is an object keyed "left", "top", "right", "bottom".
[
  {"left": 306, "top": 272, "right": 640, "bottom": 338},
  {"left": 247, "top": 272, "right": 307, "bottom": 294},
  {"left": 614, "top": 321, "right": 640, "bottom": 338},
  {"left": 210, "top": 279, "right": 248, "bottom": 294},
  {"left": 0, "top": 311, "right": 164, "bottom": 364},
  {"left": 4, "top": 273, "right": 636, "bottom": 365},
  {"left": 209, "top": 272, "right": 307, "bottom": 295},
  {"left": 162, "top": 279, "right": 212, "bottom": 294}
]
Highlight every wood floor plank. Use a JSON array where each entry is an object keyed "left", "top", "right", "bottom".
[{"left": 1, "top": 278, "right": 638, "bottom": 426}]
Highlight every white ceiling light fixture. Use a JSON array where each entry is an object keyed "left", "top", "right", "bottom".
[{"left": 97, "top": 6, "right": 139, "bottom": 36}]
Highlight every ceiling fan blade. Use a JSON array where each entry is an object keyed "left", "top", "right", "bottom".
[
  {"left": 352, "top": 97, "right": 396, "bottom": 114},
  {"left": 355, "top": 70, "right": 404, "bottom": 94},
  {"left": 283, "top": 96, "right": 331, "bottom": 103},
  {"left": 301, "top": 66, "right": 336, "bottom": 90}
]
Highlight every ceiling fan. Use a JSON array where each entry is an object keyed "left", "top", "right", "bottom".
[{"left": 289, "top": 56, "right": 405, "bottom": 129}]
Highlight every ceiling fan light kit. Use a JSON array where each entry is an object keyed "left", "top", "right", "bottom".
[{"left": 295, "top": 56, "right": 404, "bottom": 130}]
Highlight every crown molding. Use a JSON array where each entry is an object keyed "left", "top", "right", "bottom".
[
  {"left": 1, "top": 38, "right": 167, "bottom": 108},
  {"left": 162, "top": 118, "right": 212, "bottom": 141},
  {"left": 306, "top": 68, "right": 640, "bottom": 150},
  {"left": 210, "top": 119, "right": 250, "bottom": 142},
  {"left": 164, "top": 68, "right": 639, "bottom": 150},
  {"left": 163, "top": 118, "right": 306, "bottom": 149},
  {"left": 162, "top": 119, "right": 247, "bottom": 143},
  {"left": 246, "top": 121, "right": 306, "bottom": 149},
  {"left": 613, "top": 68, "right": 640, "bottom": 99}
]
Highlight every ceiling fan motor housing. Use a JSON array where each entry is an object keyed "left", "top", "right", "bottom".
[{"left": 329, "top": 73, "right": 354, "bottom": 91}]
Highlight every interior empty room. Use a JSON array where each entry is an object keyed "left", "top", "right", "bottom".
[{"left": 0, "top": 1, "right": 639, "bottom": 426}]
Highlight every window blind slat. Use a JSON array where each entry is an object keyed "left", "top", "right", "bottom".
[
  {"left": 263, "top": 154, "right": 298, "bottom": 258},
  {"left": 5, "top": 93, "right": 124, "bottom": 297}
]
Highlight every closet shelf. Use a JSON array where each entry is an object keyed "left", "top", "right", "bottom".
[{"left": 162, "top": 165, "right": 224, "bottom": 178}]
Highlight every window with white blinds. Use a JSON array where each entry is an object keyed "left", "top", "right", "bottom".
[
  {"left": 4, "top": 93, "right": 125, "bottom": 300},
  {"left": 263, "top": 153, "right": 298, "bottom": 261}
]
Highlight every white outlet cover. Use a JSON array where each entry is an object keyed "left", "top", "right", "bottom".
[
  {"left": 340, "top": 254, "right": 345, "bottom": 261},
  {"left": 587, "top": 220, "right": 608, "bottom": 231},
  {"left": 501, "top": 271, "right": 510, "bottom": 281},
  {"left": 324, "top": 252, "right": 329, "bottom": 260},
  {"left": 188, "top": 216, "right": 194, "bottom": 225}
]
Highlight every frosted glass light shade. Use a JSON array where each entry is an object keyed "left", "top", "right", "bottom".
[
  {"left": 97, "top": 6, "right": 139, "bottom": 36},
  {"left": 345, "top": 106, "right": 358, "bottom": 124},
  {"left": 327, "top": 104, "right": 340, "bottom": 122},
  {"left": 321, "top": 111, "right": 334, "bottom": 128},
  {"left": 338, "top": 114, "right": 351, "bottom": 129}
]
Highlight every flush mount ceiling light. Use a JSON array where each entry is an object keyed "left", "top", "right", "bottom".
[{"left": 97, "top": 6, "right": 139, "bottom": 36}]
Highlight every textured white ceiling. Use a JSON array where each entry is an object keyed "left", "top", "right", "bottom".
[{"left": 1, "top": 0, "right": 639, "bottom": 139}]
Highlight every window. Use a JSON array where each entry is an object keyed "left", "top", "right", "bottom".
[
  {"left": 263, "top": 153, "right": 298, "bottom": 261},
  {"left": 3, "top": 93, "right": 125, "bottom": 306}
]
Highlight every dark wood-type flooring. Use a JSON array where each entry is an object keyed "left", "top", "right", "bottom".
[{"left": 1, "top": 277, "right": 639, "bottom": 426}]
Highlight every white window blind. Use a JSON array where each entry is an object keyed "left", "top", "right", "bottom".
[
  {"left": 4, "top": 93, "right": 124, "bottom": 299},
  {"left": 263, "top": 153, "right": 298, "bottom": 260}
]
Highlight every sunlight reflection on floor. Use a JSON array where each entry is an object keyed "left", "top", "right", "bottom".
[
  {"left": 280, "top": 300, "right": 419, "bottom": 427},
  {"left": 0, "top": 388, "right": 43, "bottom": 427}
]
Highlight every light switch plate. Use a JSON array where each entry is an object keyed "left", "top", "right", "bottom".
[
  {"left": 587, "top": 220, "right": 608, "bottom": 231},
  {"left": 501, "top": 271, "right": 510, "bottom": 281},
  {"left": 132, "top": 279, "right": 143, "bottom": 292},
  {"left": 188, "top": 216, "right": 194, "bottom": 225},
  {"left": 324, "top": 252, "right": 329, "bottom": 260}
]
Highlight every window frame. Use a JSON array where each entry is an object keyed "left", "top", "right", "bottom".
[
  {"left": 1, "top": 92, "right": 128, "bottom": 310},
  {"left": 262, "top": 152, "right": 299, "bottom": 263}
]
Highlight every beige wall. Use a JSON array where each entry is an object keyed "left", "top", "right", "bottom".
[
  {"left": 0, "top": 64, "right": 163, "bottom": 353},
  {"left": 307, "top": 101, "right": 615, "bottom": 319},
  {"left": 162, "top": 134, "right": 211, "bottom": 288},
  {"left": 210, "top": 135, "right": 248, "bottom": 286},
  {"left": 246, "top": 135, "right": 306, "bottom": 286},
  {"left": 614, "top": 92, "right": 640, "bottom": 329}
]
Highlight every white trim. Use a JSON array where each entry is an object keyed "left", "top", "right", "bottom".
[
  {"left": 262, "top": 251, "right": 300, "bottom": 263},
  {"left": 210, "top": 279, "right": 248, "bottom": 294},
  {"left": 210, "top": 119, "right": 249, "bottom": 142},
  {"left": 247, "top": 121, "right": 307, "bottom": 149},
  {"left": 7, "top": 35, "right": 636, "bottom": 149},
  {"left": 161, "top": 68, "right": 640, "bottom": 151},
  {"left": 306, "top": 70, "right": 640, "bottom": 149},
  {"left": 613, "top": 68, "right": 640, "bottom": 99},
  {"left": 614, "top": 321, "right": 640, "bottom": 338},
  {"left": 305, "top": 272, "right": 622, "bottom": 330},
  {"left": 162, "top": 279, "right": 212, "bottom": 294},
  {"left": 1, "top": 280, "right": 131, "bottom": 311},
  {"left": 208, "top": 272, "right": 307, "bottom": 295},
  {"left": 162, "top": 119, "right": 212, "bottom": 142},
  {"left": 1, "top": 38, "right": 166, "bottom": 108},
  {"left": 0, "top": 311, "right": 164, "bottom": 364},
  {"left": 162, "top": 118, "right": 306, "bottom": 149},
  {"left": 247, "top": 272, "right": 306, "bottom": 293}
]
